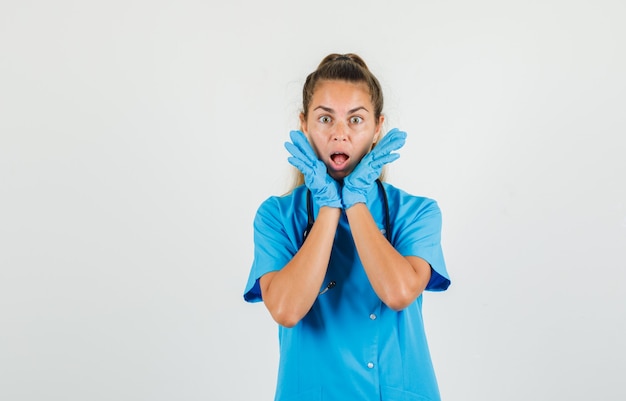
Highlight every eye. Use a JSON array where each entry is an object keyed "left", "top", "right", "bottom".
[
  {"left": 350, "top": 116, "right": 363, "bottom": 124},
  {"left": 318, "top": 115, "right": 332, "bottom": 124}
]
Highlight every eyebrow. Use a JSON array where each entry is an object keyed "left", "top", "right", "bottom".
[{"left": 313, "top": 105, "right": 370, "bottom": 114}]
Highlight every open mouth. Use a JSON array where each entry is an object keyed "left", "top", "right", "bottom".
[{"left": 330, "top": 152, "right": 349, "bottom": 167}]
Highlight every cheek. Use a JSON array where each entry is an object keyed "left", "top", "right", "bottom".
[
  {"left": 356, "top": 138, "right": 376, "bottom": 158},
  {"left": 306, "top": 134, "right": 325, "bottom": 157},
  {"left": 354, "top": 147, "right": 371, "bottom": 163},
  {"left": 308, "top": 129, "right": 330, "bottom": 147}
]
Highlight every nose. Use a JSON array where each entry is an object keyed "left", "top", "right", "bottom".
[{"left": 332, "top": 123, "right": 348, "bottom": 141}]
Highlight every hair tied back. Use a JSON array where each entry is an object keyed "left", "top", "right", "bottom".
[{"left": 334, "top": 54, "right": 351, "bottom": 61}]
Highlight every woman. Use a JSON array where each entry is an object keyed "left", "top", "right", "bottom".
[{"left": 243, "top": 53, "right": 450, "bottom": 401}]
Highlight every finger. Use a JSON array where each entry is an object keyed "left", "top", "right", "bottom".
[
  {"left": 287, "top": 156, "right": 314, "bottom": 175},
  {"left": 379, "top": 129, "right": 407, "bottom": 150},
  {"left": 284, "top": 132, "right": 311, "bottom": 161},
  {"left": 371, "top": 130, "right": 407, "bottom": 159},
  {"left": 289, "top": 130, "right": 317, "bottom": 163},
  {"left": 284, "top": 140, "right": 307, "bottom": 160},
  {"left": 285, "top": 134, "right": 318, "bottom": 168},
  {"left": 370, "top": 152, "right": 401, "bottom": 169},
  {"left": 285, "top": 143, "right": 315, "bottom": 171}
]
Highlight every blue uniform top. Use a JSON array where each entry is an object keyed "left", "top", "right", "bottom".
[{"left": 244, "top": 182, "right": 450, "bottom": 401}]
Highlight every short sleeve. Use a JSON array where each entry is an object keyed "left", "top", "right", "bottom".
[
  {"left": 393, "top": 198, "right": 450, "bottom": 292},
  {"left": 243, "top": 197, "right": 298, "bottom": 303}
]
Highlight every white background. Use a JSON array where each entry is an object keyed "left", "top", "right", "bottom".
[{"left": 1, "top": 1, "right": 625, "bottom": 400}]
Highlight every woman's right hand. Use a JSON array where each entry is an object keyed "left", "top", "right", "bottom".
[{"left": 285, "top": 130, "right": 342, "bottom": 208}]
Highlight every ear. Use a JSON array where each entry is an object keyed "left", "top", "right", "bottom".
[
  {"left": 299, "top": 113, "right": 307, "bottom": 134},
  {"left": 373, "top": 115, "right": 385, "bottom": 144}
]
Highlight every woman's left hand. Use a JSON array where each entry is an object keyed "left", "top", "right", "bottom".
[{"left": 342, "top": 128, "right": 407, "bottom": 209}]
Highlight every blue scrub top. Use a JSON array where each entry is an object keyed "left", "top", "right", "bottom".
[{"left": 244, "top": 182, "right": 450, "bottom": 401}]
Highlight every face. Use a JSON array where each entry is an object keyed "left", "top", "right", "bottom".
[{"left": 300, "top": 80, "right": 384, "bottom": 181}]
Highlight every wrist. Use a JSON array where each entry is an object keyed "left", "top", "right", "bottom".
[
  {"left": 342, "top": 192, "right": 366, "bottom": 209},
  {"left": 320, "top": 199, "right": 343, "bottom": 209}
]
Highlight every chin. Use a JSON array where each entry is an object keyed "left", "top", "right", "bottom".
[{"left": 329, "top": 171, "right": 348, "bottom": 182}]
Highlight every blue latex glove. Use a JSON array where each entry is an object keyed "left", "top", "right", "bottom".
[
  {"left": 342, "top": 128, "right": 407, "bottom": 209},
  {"left": 285, "top": 130, "right": 342, "bottom": 209}
]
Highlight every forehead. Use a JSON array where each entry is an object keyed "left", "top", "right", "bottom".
[{"left": 310, "top": 80, "right": 372, "bottom": 108}]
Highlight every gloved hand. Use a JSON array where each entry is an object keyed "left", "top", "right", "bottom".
[
  {"left": 342, "top": 128, "right": 407, "bottom": 209},
  {"left": 285, "top": 130, "right": 342, "bottom": 209}
]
